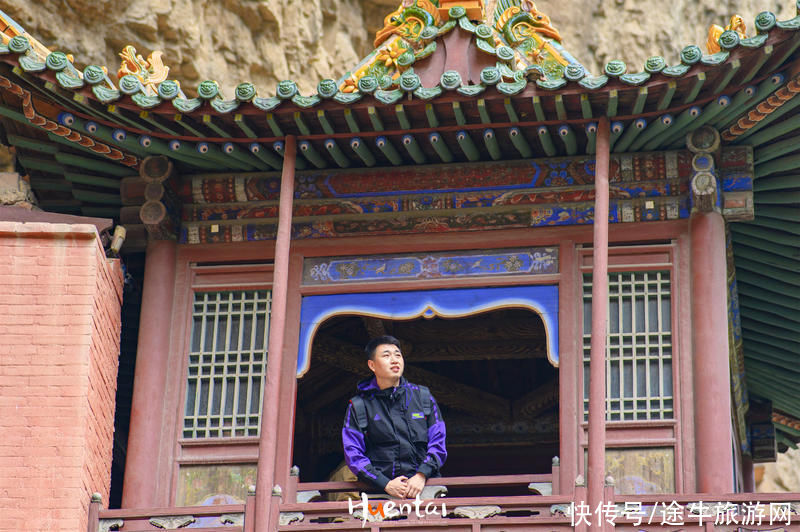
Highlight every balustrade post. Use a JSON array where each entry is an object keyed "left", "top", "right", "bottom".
[
  {"left": 574, "top": 475, "right": 588, "bottom": 532},
  {"left": 243, "top": 485, "right": 256, "bottom": 532},
  {"left": 86, "top": 493, "right": 101, "bottom": 532},
  {"left": 551, "top": 456, "right": 561, "bottom": 495}
]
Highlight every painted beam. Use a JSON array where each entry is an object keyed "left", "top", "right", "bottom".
[
  {"left": 557, "top": 125, "right": 577, "bottom": 156},
  {"left": 631, "top": 87, "right": 648, "bottom": 116},
  {"left": 477, "top": 99, "right": 491, "bottom": 124},
  {"left": 343, "top": 109, "right": 360, "bottom": 133},
  {"left": 375, "top": 136, "right": 403, "bottom": 166},
  {"left": 554, "top": 95, "right": 567, "bottom": 121},
  {"left": 452, "top": 101, "right": 467, "bottom": 125},
  {"left": 504, "top": 98, "right": 520, "bottom": 122},
  {"left": 202, "top": 114, "right": 232, "bottom": 138},
  {"left": 401, "top": 134, "right": 426, "bottom": 164},
  {"left": 657, "top": 81, "right": 677, "bottom": 111},
  {"left": 713, "top": 60, "right": 741, "bottom": 94},
  {"left": 613, "top": 118, "right": 647, "bottom": 153},
  {"left": 6, "top": 133, "right": 58, "bottom": 154},
  {"left": 585, "top": 123, "right": 597, "bottom": 155},
  {"left": 138, "top": 111, "right": 181, "bottom": 136},
  {"left": 64, "top": 171, "right": 121, "bottom": 190},
  {"left": 428, "top": 132, "right": 454, "bottom": 163},
  {"left": 316, "top": 110, "right": 335, "bottom": 135},
  {"left": 580, "top": 94, "right": 593, "bottom": 119},
  {"left": 753, "top": 133, "right": 800, "bottom": 164},
  {"left": 483, "top": 129, "right": 502, "bottom": 160},
  {"left": 54, "top": 152, "right": 131, "bottom": 176},
  {"left": 223, "top": 142, "right": 271, "bottom": 170},
  {"left": 537, "top": 126, "right": 557, "bottom": 157},
  {"left": 456, "top": 130, "right": 479, "bottom": 161},
  {"left": 367, "top": 107, "right": 384, "bottom": 131},
  {"left": 606, "top": 89, "right": 618, "bottom": 117},
  {"left": 508, "top": 127, "right": 533, "bottom": 158},
  {"left": 663, "top": 95, "right": 731, "bottom": 148},
  {"left": 248, "top": 143, "right": 283, "bottom": 170},
  {"left": 717, "top": 74, "right": 785, "bottom": 131},
  {"left": 425, "top": 103, "right": 440, "bottom": 128},
  {"left": 234, "top": 114, "right": 258, "bottom": 138},
  {"left": 629, "top": 114, "right": 673, "bottom": 152},
  {"left": 349, "top": 137, "right": 376, "bottom": 167},
  {"left": 293, "top": 111, "right": 312, "bottom": 136},
  {"left": 643, "top": 106, "right": 701, "bottom": 151},
  {"left": 298, "top": 140, "right": 326, "bottom": 169},
  {"left": 273, "top": 141, "right": 308, "bottom": 170},
  {"left": 532, "top": 96, "right": 546, "bottom": 121},
  {"left": 173, "top": 114, "right": 205, "bottom": 137},
  {"left": 196, "top": 141, "right": 256, "bottom": 170},
  {"left": 608, "top": 121, "right": 624, "bottom": 151},
  {"left": 683, "top": 72, "right": 706, "bottom": 104},
  {"left": 395, "top": 104, "right": 411, "bottom": 129},
  {"left": 265, "top": 113, "right": 284, "bottom": 136},
  {"left": 741, "top": 44, "right": 774, "bottom": 84},
  {"left": 324, "top": 139, "right": 351, "bottom": 168}
]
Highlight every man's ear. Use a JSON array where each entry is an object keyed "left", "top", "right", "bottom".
[{"left": 367, "top": 359, "right": 375, "bottom": 373}]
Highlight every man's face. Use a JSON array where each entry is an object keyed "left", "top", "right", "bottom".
[{"left": 367, "top": 343, "right": 404, "bottom": 381}]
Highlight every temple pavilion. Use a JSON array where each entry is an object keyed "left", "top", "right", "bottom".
[{"left": 0, "top": 0, "right": 799, "bottom": 530}]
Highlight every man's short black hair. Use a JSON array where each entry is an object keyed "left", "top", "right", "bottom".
[{"left": 365, "top": 335, "right": 401, "bottom": 361}]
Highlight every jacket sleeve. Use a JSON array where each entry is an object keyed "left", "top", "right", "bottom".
[
  {"left": 342, "top": 401, "right": 393, "bottom": 491},
  {"left": 416, "top": 394, "right": 447, "bottom": 479}
]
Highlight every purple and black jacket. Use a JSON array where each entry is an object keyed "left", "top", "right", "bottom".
[{"left": 342, "top": 376, "right": 447, "bottom": 491}]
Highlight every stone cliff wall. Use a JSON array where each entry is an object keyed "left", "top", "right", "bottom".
[{"left": 1, "top": 0, "right": 795, "bottom": 96}]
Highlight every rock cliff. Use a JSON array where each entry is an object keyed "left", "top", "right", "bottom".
[{"left": 0, "top": 0, "right": 795, "bottom": 96}]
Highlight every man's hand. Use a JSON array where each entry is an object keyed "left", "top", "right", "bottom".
[
  {"left": 405, "top": 472, "right": 426, "bottom": 499},
  {"left": 385, "top": 476, "right": 409, "bottom": 498}
]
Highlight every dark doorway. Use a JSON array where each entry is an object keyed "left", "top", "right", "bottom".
[{"left": 292, "top": 307, "right": 558, "bottom": 485}]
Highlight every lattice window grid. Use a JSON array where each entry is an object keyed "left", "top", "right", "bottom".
[
  {"left": 183, "top": 290, "right": 271, "bottom": 438},
  {"left": 583, "top": 271, "right": 674, "bottom": 421}
]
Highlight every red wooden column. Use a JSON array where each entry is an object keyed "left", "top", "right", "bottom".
[
  {"left": 691, "top": 211, "right": 733, "bottom": 493},
  {"left": 587, "top": 117, "right": 610, "bottom": 523},
  {"left": 122, "top": 239, "right": 177, "bottom": 508},
  {"left": 255, "top": 135, "right": 296, "bottom": 530}
]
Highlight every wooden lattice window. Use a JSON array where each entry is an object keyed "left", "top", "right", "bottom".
[
  {"left": 583, "top": 271, "right": 674, "bottom": 421},
  {"left": 183, "top": 290, "right": 271, "bottom": 438}
]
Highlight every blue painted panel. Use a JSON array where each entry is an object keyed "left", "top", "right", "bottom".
[{"left": 296, "top": 285, "right": 559, "bottom": 376}]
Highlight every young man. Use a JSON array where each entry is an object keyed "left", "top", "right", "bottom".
[{"left": 342, "top": 335, "right": 447, "bottom": 498}]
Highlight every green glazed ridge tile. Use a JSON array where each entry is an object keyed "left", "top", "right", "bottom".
[
  {"left": 536, "top": 78, "right": 567, "bottom": 90},
  {"left": 457, "top": 85, "right": 486, "bottom": 96},
  {"left": 374, "top": 89, "right": 404, "bottom": 105},
  {"left": 740, "top": 34, "right": 769, "bottom": 48},
  {"left": 92, "top": 85, "right": 121, "bottom": 104},
  {"left": 252, "top": 96, "right": 281, "bottom": 111},
  {"left": 497, "top": 79, "right": 527, "bottom": 95},
  {"left": 776, "top": 16, "right": 800, "bottom": 30},
  {"left": 292, "top": 94, "right": 321, "bottom": 108},
  {"left": 19, "top": 55, "right": 46, "bottom": 72},
  {"left": 210, "top": 98, "right": 240, "bottom": 113},
  {"left": 333, "top": 92, "right": 363, "bottom": 104},
  {"left": 56, "top": 71, "right": 84, "bottom": 90},
  {"left": 172, "top": 97, "right": 203, "bottom": 113},
  {"left": 578, "top": 76, "right": 609, "bottom": 89},
  {"left": 620, "top": 72, "right": 651, "bottom": 85},
  {"left": 700, "top": 51, "right": 730, "bottom": 65},
  {"left": 662, "top": 64, "right": 691, "bottom": 77},
  {"left": 413, "top": 86, "right": 442, "bottom": 100},
  {"left": 132, "top": 93, "right": 162, "bottom": 109}
]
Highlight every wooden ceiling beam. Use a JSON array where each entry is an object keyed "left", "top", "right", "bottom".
[
  {"left": 512, "top": 381, "right": 559, "bottom": 419},
  {"left": 405, "top": 339, "right": 546, "bottom": 362}
]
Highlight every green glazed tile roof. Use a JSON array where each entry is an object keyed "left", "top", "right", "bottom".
[{"left": 0, "top": 1, "right": 798, "bottom": 448}]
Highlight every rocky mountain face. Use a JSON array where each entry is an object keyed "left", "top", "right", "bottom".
[{"left": 1, "top": 0, "right": 795, "bottom": 96}]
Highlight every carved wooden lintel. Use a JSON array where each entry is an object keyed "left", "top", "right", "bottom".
[
  {"left": 453, "top": 505, "right": 502, "bottom": 519},
  {"left": 148, "top": 515, "right": 195, "bottom": 529},
  {"left": 279, "top": 512, "right": 305, "bottom": 525},
  {"left": 98, "top": 518, "right": 124, "bottom": 532},
  {"left": 220, "top": 513, "right": 244, "bottom": 526}
]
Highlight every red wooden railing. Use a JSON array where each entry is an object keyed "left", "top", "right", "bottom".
[{"left": 87, "top": 470, "right": 799, "bottom": 531}]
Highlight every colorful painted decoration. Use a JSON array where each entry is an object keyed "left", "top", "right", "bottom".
[
  {"left": 707, "top": 15, "right": 747, "bottom": 53},
  {"left": 117, "top": 45, "right": 170, "bottom": 96},
  {"left": 302, "top": 247, "right": 558, "bottom": 285}
]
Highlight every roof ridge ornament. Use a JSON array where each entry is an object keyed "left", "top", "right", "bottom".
[
  {"left": 707, "top": 15, "right": 748, "bottom": 54},
  {"left": 117, "top": 45, "right": 169, "bottom": 97}
]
